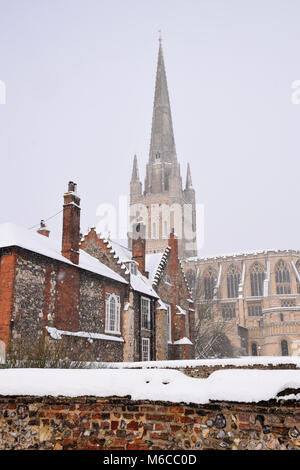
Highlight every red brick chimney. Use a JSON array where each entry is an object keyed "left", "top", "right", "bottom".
[
  {"left": 62, "top": 181, "right": 81, "bottom": 265},
  {"left": 37, "top": 220, "right": 50, "bottom": 238},
  {"left": 168, "top": 229, "right": 179, "bottom": 272},
  {"left": 132, "top": 223, "right": 148, "bottom": 277}
]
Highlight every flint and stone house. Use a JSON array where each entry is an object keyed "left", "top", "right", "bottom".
[{"left": 0, "top": 182, "right": 195, "bottom": 363}]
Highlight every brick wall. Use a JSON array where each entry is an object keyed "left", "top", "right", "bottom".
[
  {"left": 0, "top": 250, "right": 17, "bottom": 346},
  {"left": 0, "top": 395, "right": 299, "bottom": 450}
]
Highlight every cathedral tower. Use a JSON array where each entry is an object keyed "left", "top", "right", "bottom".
[{"left": 129, "top": 38, "right": 197, "bottom": 259}]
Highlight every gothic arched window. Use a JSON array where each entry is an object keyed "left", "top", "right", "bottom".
[
  {"left": 163, "top": 220, "right": 169, "bottom": 239},
  {"left": 227, "top": 264, "right": 241, "bottom": 298},
  {"left": 203, "top": 266, "right": 217, "bottom": 300},
  {"left": 185, "top": 269, "right": 196, "bottom": 294},
  {"left": 275, "top": 260, "right": 291, "bottom": 295},
  {"left": 152, "top": 222, "right": 157, "bottom": 240},
  {"left": 281, "top": 339, "right": 289, "bottom": 356},
  {"left": 250, "top": 263, "right": 265, "bottom": 297}
]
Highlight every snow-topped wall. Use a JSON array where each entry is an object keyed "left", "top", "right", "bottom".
[{"left": 0, "top": 368, "right": 300, "bottom": 450}]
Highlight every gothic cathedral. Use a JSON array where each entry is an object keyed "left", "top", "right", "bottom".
[{"left": 129, "top": 38, "right": 197, "bottom": 259}]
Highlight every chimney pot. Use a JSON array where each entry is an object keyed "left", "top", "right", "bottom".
[
  {"left": 37, "top": 220, "right": 50, "bottom": 238},
  {"left": 68, "top": 181, "right": 77, "bottom": 193}
]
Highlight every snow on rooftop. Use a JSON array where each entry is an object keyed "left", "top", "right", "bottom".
[
  {"left": 146, "top": 252, "right": 165, "bottom": 283},
  {"left": 130, "top": 271, "right": 159, "bottom": 299},
  {"left": 0, "top": 223, "right": 127, "bottom": 285},
  {"left": 186, "top": 248, "right": 300, "bottom": 263},
  {"left": 0, "top": 368, "right": 300, "bottom": 404},
  {"left": 173, "top": 337, "right": 193, "bottom": 345},
  {"left": 106, "top": 239, "right": 132, "bottom": 263},
  {"left": 105, "top": 238, "right": 159, "bottom": 298}
]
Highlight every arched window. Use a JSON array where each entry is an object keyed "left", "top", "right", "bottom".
[
  {"left": 251, "top": 343, "right": 258, "bottom": 356},
  {"left": 163, "top": 220, "right": 169, "bottom": 239},
  {"left": 203, "top": 266, "right": 217, "bottom": 300},
  {"left": 152, "top": 222, "right": 157, "bottom": 239},
  {"left": 250, "top": 263, "right": 265, "bottom": 296},
  {"left": 105, "top": 293, "right": 120, "bottom": 334},
  {"left": 281, "top": 339, "right": 289, "bottom": 356},
  {"left": 221, "top": 304, "right": 236, "bottom": 319},
  {"left": 185, "top": 269, "right": 196, "bottom": 293},
  {"left": 227, "top": 264, "right": 241, "bottom": 298},
  {"left": 275, "top": 260, "right": 291, "bottom": 294}
]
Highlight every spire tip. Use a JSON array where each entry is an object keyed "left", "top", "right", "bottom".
[{"left": 158, "top": 30, "right": 162, "bottom": 44}]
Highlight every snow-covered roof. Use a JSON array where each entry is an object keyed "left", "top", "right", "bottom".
[
  {"left": 146, "top": 247, "right": 171, "bottom": 286},
  {"left": 1, "top": 368, "right": 300, "bottom": 404},
  {"left": 146, "top": 252, "right": 165, "bottom": 283},
  {"left": 186, "top": 249, "right": 300, "bottom": 263},
  {"left": 130, "top": 271, "right": 159, "bottom": 298},
  {"left": 0, "top": 223, "right": 127, "bottom": 285},
  {"left": 173, "top": 337, "right": 193, "bottom": 345},
  {"left": 98, "top": 237, "right": 159, "bottom": 298},
  {"left": 106, "top": 239, "right": 132, "bottom": 264}
]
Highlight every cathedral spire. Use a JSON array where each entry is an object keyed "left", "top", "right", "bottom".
[
  {"left": 185, "top": 163, "right": 193, "bottom": 189},
  {"left": 130, "top": 155, "right": 142, "bottom": 203},
  {"left": 131, "top": 154, "right": 140, "bottom": 182},
  {"left": 149, "top": 37, "right": 177, "bottom": 163}
]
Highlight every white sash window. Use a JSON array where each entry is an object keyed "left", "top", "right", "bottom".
[
  {"left": 142, "top": 338, "right": 150, "bottom": 361},
  {"left": 105, "top": 293, "right": 121, "bottom": 334}
]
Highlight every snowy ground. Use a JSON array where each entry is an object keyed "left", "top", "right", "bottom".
[{"left": 1, "top": 368, "right": 300, "bottom": 404}]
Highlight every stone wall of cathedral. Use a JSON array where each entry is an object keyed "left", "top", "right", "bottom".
[{"left": 182, "top": 250, "right": 300, "bottom": 356}]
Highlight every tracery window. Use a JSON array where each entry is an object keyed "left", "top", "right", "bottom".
[
  {"left": 250, "top": 263, "right": 265, "bottom": 297},
  {"left": 203, "top": 266, "right": 217, "bottom": 300},
  {"left": 227, "top": 265, "right": 241, "bottom": 298},
  {"left": 248, "top": 303, "right": 262, "bottom": 317},
  {"left": 221, "top": 304, "right": 236, "bottom": 319},
  {"left": 105, "top": 293, "right": 121, "bottom": 334},
  {"left": 275, "top": 260, "right": 291, "bottom": 294},
  {"left": 185, "top": 269, "right": 196, "bottom": 294}
]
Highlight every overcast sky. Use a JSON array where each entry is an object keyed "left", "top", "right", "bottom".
[{"left": 0, "top": 0, "right": 300, "bottom": 257}]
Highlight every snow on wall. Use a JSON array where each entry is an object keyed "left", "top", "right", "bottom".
[
  {"left": 0, "top": 368, "right": 300, "bottom": 404},
  {"left": 93, "top": 356, "right": 300, "bottom": 370}
]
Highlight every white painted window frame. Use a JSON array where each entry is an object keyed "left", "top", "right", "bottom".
[{"left": 105, "top": 293, "right": 121, "bottom": 334}]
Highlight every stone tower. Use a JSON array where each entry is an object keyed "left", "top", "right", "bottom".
[{"left": 129, "top": 38, "right": 197, "bottom": 259}]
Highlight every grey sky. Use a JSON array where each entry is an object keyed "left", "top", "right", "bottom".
[{"left": 0, "top": 0, "right": 299, "bottom": 257}]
